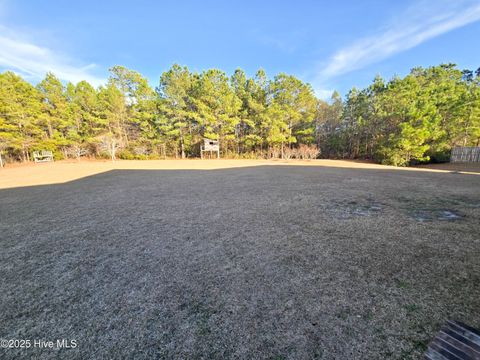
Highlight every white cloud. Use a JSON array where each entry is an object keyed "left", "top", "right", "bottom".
[
  {"left": 314, "top": 88, "right": 334, "bottom": 100},
  {"left": 320, "top": 0, "right": 480, "bottom": 79},
  {"left": 0, "top": 25, "right": 106, "bottom": 86}
]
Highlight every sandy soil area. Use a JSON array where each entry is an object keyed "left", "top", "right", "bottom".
[{"left": 1, "top": 159, "right": 478, "bottom": 189}]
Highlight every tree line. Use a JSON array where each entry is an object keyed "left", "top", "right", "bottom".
[
  {"left": 320, "top": 64, "right": 480, "bottom": 165},
  {"left": 0, "top": 63, "right": 479, "bottom": 166}
]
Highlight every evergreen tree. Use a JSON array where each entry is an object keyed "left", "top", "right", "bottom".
[
  {"left": 0, "top": 62, "right": 478, "bottom": 165},
  {"left": 0, "top": 72, "right": 42, "bottom": 162}
]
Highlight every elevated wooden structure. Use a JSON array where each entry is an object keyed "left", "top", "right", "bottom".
[{"left": 200, "top": 139, "right": 220, "bottom": 159}]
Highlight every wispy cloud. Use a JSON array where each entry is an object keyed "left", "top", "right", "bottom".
[
  {"left": 320, "top": 0, "right": 480, "bottom": 79},
  {"left": 314, "top": 88, "right": 334, "bottom": 101},
  {"left": 0, "top": 25, "right": 106, "bottom": 86}
]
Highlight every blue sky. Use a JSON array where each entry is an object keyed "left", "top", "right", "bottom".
[{"left": 0, "top": 0, "right": 479, "bottom": 98}]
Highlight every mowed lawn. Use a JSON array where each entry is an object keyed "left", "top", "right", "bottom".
[{"left": 0, "top": 165, "right": 479, "bottom": 359}]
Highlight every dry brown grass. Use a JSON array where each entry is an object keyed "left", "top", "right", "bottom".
[{"left": 0, "top": 161, "right": 479, "bottom": 359}]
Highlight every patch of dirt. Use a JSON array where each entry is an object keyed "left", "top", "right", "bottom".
[
  {"left": 395, "top": 195, "right": 476, "bottom": 223},
  {"left": 325, "top": 198, "right": 384, "bottom": 219},
  {"left": 1, "top": 158, "right": 477, "bottom": 190},
  {"left": 410, "top": 209, "right": 463, "bottom": 222}
]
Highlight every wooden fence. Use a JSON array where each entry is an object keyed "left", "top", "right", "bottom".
[{"left": 451, "top": 146, "right": 480, "bottom": 163}]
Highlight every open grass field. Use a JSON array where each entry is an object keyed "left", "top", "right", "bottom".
[{"left": 0, "top": 160, "right": 479, "bottom": 359}]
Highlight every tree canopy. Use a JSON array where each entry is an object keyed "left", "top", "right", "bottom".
[
  {"left": 0, "top": 63, "right": 479, "bottom": 165},
  {"left": 318, "top": 64, "right": 480, "bottom": 165}
]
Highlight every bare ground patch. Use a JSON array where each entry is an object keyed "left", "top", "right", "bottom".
[{"left": 1, "top": 158, "right": 475, "bottom": 190}]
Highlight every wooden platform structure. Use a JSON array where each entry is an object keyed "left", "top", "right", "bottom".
[
  {"left": 33, "top": 150, "right": 54, "bottom": 163},
  {"left": 425, "top": 320, "right": 480, "bottom": 359},
  {"left": 200, "top": 139, "right": 220, "bottom": 159}
]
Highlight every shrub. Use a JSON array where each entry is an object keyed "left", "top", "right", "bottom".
[
  {"left": 117, "top": 149, "right": 135, "bottom": 160},
  {"left": 294, "top": 144, "right": 317, "bottom": 159},
  {"left": 283, "top": 147, "right": 295, "bottom": 159}
]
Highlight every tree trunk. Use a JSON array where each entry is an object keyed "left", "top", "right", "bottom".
[
  {"left": 47, "top": 121, "right": 54, "bottom": 138},
  {"left": 180, "top": 138, "right": 185, "bottom": 159},
  {"left": 23, "top": 147, "right": 31, "bottom": 162},
  {"left": 111, "top": 140, "right": 116, "bottom": 161}
]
